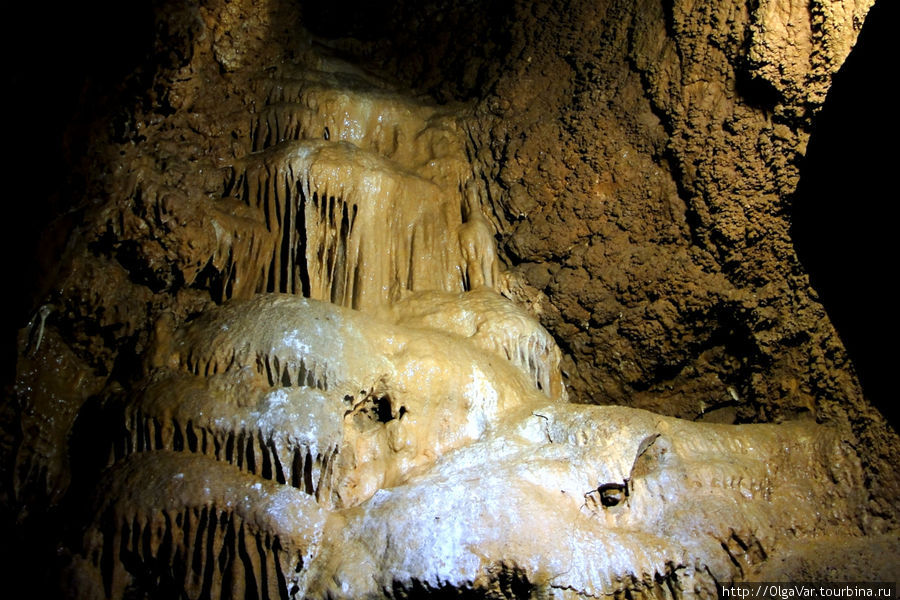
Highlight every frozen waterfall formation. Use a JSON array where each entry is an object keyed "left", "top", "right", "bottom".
[{"left": 69, "top": 50, "right": 880, "bottom": 599}]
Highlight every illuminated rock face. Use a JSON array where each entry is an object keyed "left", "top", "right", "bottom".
[
  {"left": 52, "top": 36, "right": 890, "bottom": 599},
  {"left": 6, "top": 1, "right": 900, "bottom": 598},
  {"left": 72, "top": 295, "right": 873, "bottom": 599},
  {"left": 177, "top": 61, "right": 491, "bottom": 309}
]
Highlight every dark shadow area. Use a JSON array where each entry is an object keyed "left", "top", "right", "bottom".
[
  {"left": 2, "top": 1, "right": 155, "bottom": 595},
  {"left": 299, "top": 0, "right": 394, "bottom": 39},
  {"left": 3, "top": 1, "right": 155, "bottom": 385},
  {"left": 792, "top": 0, "right": 896, "bottom": 429},
  {"left": 298, "top": 0, "right": 515, "bottom": 102}
]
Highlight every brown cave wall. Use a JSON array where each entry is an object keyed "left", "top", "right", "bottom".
[
  {"left": 310, "top": 0, "right": 899, "bottom": 519},
  {"left": 302, "top": 0, "right": 874, "bottom": 418},
  {"left": 3, "top": 0, "right": 900, "bottom": 589}
]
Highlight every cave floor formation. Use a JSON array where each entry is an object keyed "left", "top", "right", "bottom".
[{"left": 3, "top": 1, "right": 900, "bottom": 599}]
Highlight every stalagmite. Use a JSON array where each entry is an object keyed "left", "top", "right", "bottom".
[{"left": 457, "top": 184, "right": 503, "bottom": 291}]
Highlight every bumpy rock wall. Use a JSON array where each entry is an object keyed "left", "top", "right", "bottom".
[
  {"left": 2, "top": 0, "right": 899, "bottom": 597},
  {"left": 330, "top": 0, "right": 899, "bottom": 517}
]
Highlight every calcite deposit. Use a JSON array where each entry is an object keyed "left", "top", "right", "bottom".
[
  {"left": 68, "top": 295, "right": 885, "bottom": 599},
  {"left": 3, "top": 0, "right": 898, "bottom": 598}
]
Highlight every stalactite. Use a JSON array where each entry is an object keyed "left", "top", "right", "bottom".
[
  {"left": 119, "top": 371, "right": 344, "bottom": 505},
  {"left": 83, "top": 452, "right": 326, "bottom": 600},
  {"left": 227, "top": 140, "right": 475, "bottom": 310},
  {"left": 165, "top": 295, "right": 392, "bottom": 400},
  {"left": 248, "top": 72, "right": 465, "bottom": 178},
  {"left": 79, "top": 292, "right": 877, "bottom": 600},
  {"left": 206, "top": 200, "right": 280, "bottom": 302},
  {"left": 190, "top": 59, "right": 501, "bottom": 313}
]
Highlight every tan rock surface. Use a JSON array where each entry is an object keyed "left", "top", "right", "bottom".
[{"left": 2, "top": 0, "right": 897, "bottom": 597}]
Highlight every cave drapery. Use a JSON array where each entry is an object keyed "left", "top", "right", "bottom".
[{"left": 3, "top": 0, "right": 899, "bottom": 598}]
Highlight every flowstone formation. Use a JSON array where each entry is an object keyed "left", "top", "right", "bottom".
[
  {"left": 4, "top": 1, "right": 900, "bottom": 599},
  {"left": 67, "top": 295, "right": 887, "bottom": 599}
]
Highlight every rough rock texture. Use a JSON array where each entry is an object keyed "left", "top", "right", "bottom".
[
  {"left": 62, "top": 295, "right": 891, "bottom": 599},
  {"left": 335, "top": 0, "right": 900, "bottom": 519},
  {"left": 2, "top": 0, "right": 899, "bottom": 597}
]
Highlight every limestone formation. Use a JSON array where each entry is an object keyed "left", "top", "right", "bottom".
[
  {"left": 69, "top": 295, "right": 881, "bottom": 599},
  {"left": 3, "top": 1, "right": 899, "bottom": 598}
]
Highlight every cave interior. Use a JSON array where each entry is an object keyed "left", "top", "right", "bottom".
[{"left": 2, "top": 0, "right": 899, "bottom": 598}]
